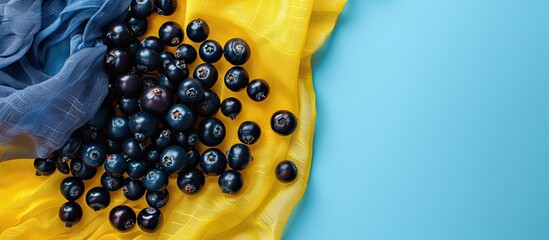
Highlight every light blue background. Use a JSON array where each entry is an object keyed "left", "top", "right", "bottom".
[{"left": 284, "top": 0, "right": 549, "bottom": 239}]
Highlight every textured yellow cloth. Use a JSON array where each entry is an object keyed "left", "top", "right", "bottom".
[{"left": 0, "top": 0, "right": 345, "bottom": 239}]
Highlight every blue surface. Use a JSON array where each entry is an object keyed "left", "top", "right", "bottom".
[{"left": 284, "top": 1, "right": 549, "bottom": 239}]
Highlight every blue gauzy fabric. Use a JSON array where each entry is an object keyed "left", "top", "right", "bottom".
[{"left": 0, "top": 0, "right": 131, "bottom": 161}]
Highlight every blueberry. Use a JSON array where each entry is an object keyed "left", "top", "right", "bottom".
[
  {"left": 238, "top": 121, "right": 261, "bottom": 145},
  {"left": 129, "top": 39, "right": 141, "bottom": 56},
  {"left": 143, "top": 169, "right": 169, "bottom": 192},
  {"left": 218, "top": 170, "right": 244, "bottom": 195},
  {"left": 127, "top": 159, "right": 148, "bottom": 180},
  {"left": 141, "top": 36, "right": 164, "bottom": 53},
  {"left": 223, "top": 38, "right": 251, "bottom": 65},
  {"left": 275, "top": 160, "right": 298, "bottom": 183},
  {"left": 137, "top": 207, "right": 163, "bottom": 233},
  {"left": 81, "top": 143, "right": 107, "bottom": 168},
  {"left": 199, "top": 148, "right": 227, "bottom": 176},
  {"left": 224, "top": 66, "right": 249, "bottom": 92},
  {"left": 193, "top": 63, "right": 218, "bottom": 89},
  {"left": 155, "top": 0, "right": 176, "bottom": 15},
  {"left": 106, "top": 139, "right": 123, "bottom": 154},
  {"left": 59, "top": 136, "right": 81, "bottom": 161},
  {"left": 59, "top": 201, "right": 83, "bottom": 227},
  {"left": 129, "top": 111, "right": 159, "bottom": 141},
  {"left": 109, "top": 205, "right": 136, "bottom": 232},
  {"left": 194, "top": 89, "right": 220, "bottom": 117},
  {"left": 186, "top": 18, "right": 210, "bottom": 43},
  {"left": 226, "top": 144, "right": 253, "bottom": 170},
  {"left": 160, "top": 146, "right": 187, "bottom": 174},
  {"left": 130, "top": 0, "right": 155, "bottom": 18},
  {"left": 104, "top": 153, "right": 127, "bottom": 177},
  {"left": 174, "top": 44, "right": 197, "bottom": 64},
  {"left": 145, "top": 146, "right": 162, "bottom": 168},
  {"left": 199, "top": 40, "right": 222, "bottom": 63},
  {"left": 141, "top": 77, "right": 156, "bottom": 91},
  {"left": 76, "top": 124, "right": 105, "bottom": 144},
  {"left": 198, "top": 117, "right": 226, "bottom": 146},
  {"left": 178, "top": 78, "right": 204, "bottom": 104},
  {"left": 86, "top": 187, "right": 111, "bottom": 211},
  {"left": 135, "top": 47, "right": 162, "bottom": 72},
  {"left": 146, "top": 189, "right": 169, "bottom": 208},
  {"left": 184, "top": 148, "right": 200, "bottom": 170},
  {"left": 101, "top": 172, "right": 124, "bottom": 191},
  {"left": 271, "top": 110, "right": 297, "bottom": 136},
  {"left": 126, "top": 16, "right": 148, "bottom": 37},
  {"left": 104, "top": 21, "right": 133, "bottom": 47},
  {"left": 118, "top": 96, "right": 140, "bottom": 115},
  {"left": 116, "top": 73, "right": 142, "bottom": 97},
  {"left": 105, "top": 82, "right": 119, "bottom": 103},
  {"left": 177, "top": 168, "right": 205, "bottom": 195},
  {"left": 165, "top": 103, "right": 196, "bottom": 132},
  {"left": 158, "top": 21, "right": 183, "bottom": 46},
  {"left": 158, "top": 74, "right": 178, "bottom": 92},
  {"left": 246, "top": 79, "right": 270, "bottom": 101},
  {"left": 87, "top": 105, "right": 112, "bottom": 129},
  {"left": 159, "top": 51, "right": 176, "bottom": 67},
  {"left": 34, "top": 156, "right": 56, "bottom": 176},
  {"left": 56, "top": 155, "right": 70, "bottom": 174},
  {"left": 140, "top": 85, "right": 173, "bottom": 115},
  {"left": 220, "top": 97, "right": 242, "bottom": 119},
  {"left": 107, "top": 116, "right": 131, "bottom": 141},
  {"left": 71, "top": 159, "right": 97, "bottom": 180},
  {"left": 60, "top": 177, "right": 85, "bottom": 201},
  {"left": 164, "top": 60, "right": 189, "bottom": 83},
  {"left": 153, "top": 128, "right": 172, "bottom": 149},
  {"left": 105, "top": 48, "right": 131, "bottom": 74},
  {"left": 173, "top": 129, "right": 198, "bottom": 149},
  {"left": 122, "top": 178, "right": 146, "bottom": 200},
  {"left": 123, "top": 138, "right": 146, "bottom": 159}
]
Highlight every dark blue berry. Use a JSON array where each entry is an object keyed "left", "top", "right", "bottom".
[
  {"left": 218, "top": 170, "right": 244, "bottom": 195},
  {"left": 153, "top": 128, "right": 172, "bottom": 149},
  {"left": 81, "top": 143, "right": 107, "bottom": 168},
  {"left": 129, "top": 39, "right": 141, "bottom": 56},
  {"left": 220, "top": 97, "right": 241, "bottom": 119},
  {"left": 56, "top": 155, "right": 70, "bottom": 174},
  {"left": 60, "top": 177, "right": 85, "bottom": 201},
  {"left": 193, "top": 63, "right": 218, "bottom": 89},
  {"left": 160, "top": 146, "right": 187, "bottom": 174},
  {"left": 109, "top": 205, "right": 136, "bottom": 231},
  {"left": 122, "top": 178, "right": 146, "bottom": 200},
  {"left": 87, "top": 105, "right": 112, "bottom": 129},
  {"left": 224, "top": 66, "right": 249, "bottom": 92},
  {"left": 194, "top": 89, "right": 220, "bottom": 117},
  {"left": 164, "top": 60, "right": 189, "bottom": 83},
  {"left": 145, "top": 146, "right": 162, "bottom": 168},
  {"left": 199, "top": 148, "right": 227, "bottom": 176},
  {"left": 199, "top": 40, "right": 222, "bottom": 63},
  {"left": 59, "top": 136, "right": 81, "bottom": 161},
  {"left": 186, "top": 18, "right": 209, "bottom": 43},
  {"left": 173, "top": 129, "right": 198, "bottom": 149},
  {"left": 107, "top": 116, "right": 131, "bottom": 141},
  {"left": 141, "top": 77, "right": 156, "bottom": 91},
  {"left": 238, "top": 121, "right": 261, "bottom": 145},
  {"left": 130, "top": 0, "right": 155, "bottom": 18},
  {"left": 34, "top": 156, "right": 56, "bottom": 176},
  {"left": 155, "top": 0, "right": 176, "bottom": 15},
  {"left": 223, "top": 38, "right": 251, "bottom": 65},
  {"left": 246, "top": 79, "right": 270, "bottom": 101},
  {"left": 174, "top": 44, "right": 197, "bottom": 64},
  {"left": 177, "top": 168, "right": 205, "bottom": 195},
  {"left": 70, "top": 158, "right": 97, "bottom": 180},
  {"left": 126, "top": 16, "right": 148, "bottom": 37},
  {"left": 101, "top": 172, "right": 124, "bottom": 191},
  {"left": 146, "top": 189, "right": 169, "bottom": 208},
  {"left": 184, "top": 148, "right": 200, "bottom": 170},
  {"left": 160, "top": 51, "right": 175, "bottom": 67},
  {"left": 178, "top": 78, "right": 204, "bottom": 104},
  {"left": 106, "top": 139, "right": 123, "bottom": 154},
  {"left": 123, "top": 138, "right": 146, "bottom": 159},
  {"left": 159, "top": 21, "right": 183, "bottom": 46},
  {"left": 104, "top": 21, "right": 133, "bottom": 47},
  {"left": 158, "top": 74, "right": 178, "bottom": 92},
  {"left": 143, "top": 169, "right": 169, "bottom": 192},
  {"left": 198, "top": 117, "right": 226, "bottom": 146},
  {"left": 165, "top": 103, "right": 196, "bottom": 132},
  {"left": 271, "top": 110, "right": 297, "bottom": 136},
  {"left": 137, "top": 207, "right": 163, "bottom": 233},
  {"left": 59, "top": 201, "right": 83, "bottom": 227},
  {"left": 141, "top": 36, "right": 164, "bottom": 53},
  {"left": 105, "top": 48, "right": 131, "bottom": 74},
  {"left": 129, "top": 111, "right": 159, "bottom": 141},
  {"left": 226, "top": 144, "right": 253, "bottom": 170},
  {"left": 135, "top": 47, "right": 162, "bottom": 72},
  {"left": 104, "top": 153, "right": 127, "bottom": 177},
  {"left": 126, "top": 159, "right": 148, "bottom": 180},
  {"left": 118, "top": 96, "right": 140, "bottom": 115},
  {"left": 116, "top": 73, "right": 142, "bottom": 97},
  {"left": 275, "top": 160, "right": 298, "bottom": 183},
  {"left": 106, "top": 82, "right": 119, "bottom": 103},
  {"left": 86, "top": 187, "right": 110, "bottom": 211},
  {"left": 139, "top": 85, "right": 173, "bottom": 115}
]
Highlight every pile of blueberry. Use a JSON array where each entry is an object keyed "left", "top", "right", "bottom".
[{"left": 32, "top": 0, "right": 299, "bottom": 233}]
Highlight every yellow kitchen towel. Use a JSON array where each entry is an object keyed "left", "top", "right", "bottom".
[{"left": 0, "top": 0, "right": 346, "bottom": 239}]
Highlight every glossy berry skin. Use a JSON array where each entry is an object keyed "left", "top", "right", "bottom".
[
  {"left": 59, "top": 201, "right": 83, "bottom": 227},
  {"left": 123, "top": 178, "right": 146, "bottom": 200},
  {"left": 104, "top": 21, "right": 132, "bottom": 47},
  {"left": 195, "top": 89, "right": 220, "bottom": 117},
  {"left": 158, "top": 74, "right": 178, "bottom": 92},
  {"left": 59, "top": 137, "right": 81, "bottom": 161},
  {"left": 271, "top": 110, "right": 298, "bottom": 136},
  {"left": 138, "top": 207, "right": 163, "bottom": 233},
  {"left": 199, "top": 40, "right": 222, "bottom": 63},
  {"left": 158, "top": 21, "right": 183, "bottom": 46},
  {"left": 238, "top": 121, "right": 261, "bottom": 145},
  {"left": 199, "top": 148, "right": 227, "bottom": 176},
  {"left": 129, "top": 39, "right": 141, "bottom": 56},
  {"left": 34, "top": 156, "right": 56, "bottom": 176},
  {"left": 105, "top": 48, "right": 131, "bottom": 73},
  {"left": 223, "top": 38, "right": 251, "bottom": 65},
  {"left": 164, "top": 60, "right": 189, "bottom": 83},
  {"left": 60, "top": 177, "right": 85, "bottom": 201},
  {"left": 141, "top": 36, "right": 164, "bottom": 53},
  {"left": 106, "top": 139, "right": 123, "bottom": 154},
  {"left": 178, "top": 78, "right": 204, "bottom": 104},
  {"left": 165, "top": 103, "right": 196, "bottom": 132},
  {"left": 275, "top": 160, "right": 298, "bottom": 183},
  {"left": 160, "top": 51, "right": 176, "bottom": 67},
  {"left": 109, "top": 205, "right": 137, "bottom": 232},
  {"left": 129, "top": 111, "right": 159, "bottom": 141},
  {"left": 118, "top": 97, "right": 140, "bottom": 115},
  {"left": 86, "top": 187, "right": 111, "bottom": 211},
  {"left": 140, "top": 85, "right": 173, "bottom": 115},
  {"left": 142, "top": 77, "right": 156, "bottom": 91},
  {"left": 130, "top": 0, "right": 155, "bottom": 18},
  {"left": 226, "top": 144, "right": 253, "bottom": 170},
  {"left": 160, "top": 146, "right": 187, "bottom": 174},
  {"left": 193, "top": 63, "right": 218, "bottom": 89},
  {"left": 143, "top": 169, "right": 169, "bottom": 192},
  {"left": 126, "top": 16, "right": 148, "bottom": 37},
  {"left": 218, "top": 170, "right": 244, "bottom": 195},
  {"left": 56, "top": 156, "right": 70, "bottom": 174},
  {"left": 135, "top": 47, "right": 162, "bottom": 72},
  {"left": 177, "top": 168, "right": 205, "bottom": 195},
  {"left": 107, "top": 116, "right": 131, "bottom": 141},
  {"left": 186, "top": 18, "right": 210, "bottom": 43},
  {"left": 123, "top": 138, "right": 146, "bottom": 159},
  {"left": 247, "top": 79, "right": 270, "bottom": 101},
  {"left": 173, "top": 129, "right": 198, "bottom": 149},
  {"left": 224, "top": 66, "right": 249, "bottom": 92},
  {"left": 145, "top": 147, "right": 162, "bottom": 168},
  {"left": 126, "top": 159, "right": 148, "bottom": 180},
  {"left": 185, "top": 148, "right": 200, "bottom": 170},
  {"left": 71, "top": 159, "right": 97, "bottom": 180},
  {"left": 153, "top": 129, "right": 172, "bottom": 149},
  {"left": 220, "top": 97, "right": 242, "bottom": 119},
  {"left": 174, "top": 44, "right": 197, "bottom": 64},
  {"left": 155, "top": 0, "right": 176, "bottom": 15},
  {"left": 81, "top": 143, "right": 107, "bottom": 168},
  {"left": 116, "top": 73, "right": 142, "bottom": 97},
  {"left": 198, "top": 117, "right": 226, "bottom": 146},
  {"left": 101, "top": 172, "right": 124, "bottom": 191},
  {"left": 106, "top": 82, "right": 118, "bottom": 103},
  {"left": 146, "top": 189, "right": 169, "bottom": 208},
  {"left": 104, "top": 154, "right": 127, "bottom": 177}
]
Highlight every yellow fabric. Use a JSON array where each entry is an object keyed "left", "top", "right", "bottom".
[{"left": 0, "top": 0, "right": 345, "bottom": 239}]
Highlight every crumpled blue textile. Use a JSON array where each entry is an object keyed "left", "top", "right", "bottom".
[{"left": 0, "top": 0, "right": 131, "bottom": 161}]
